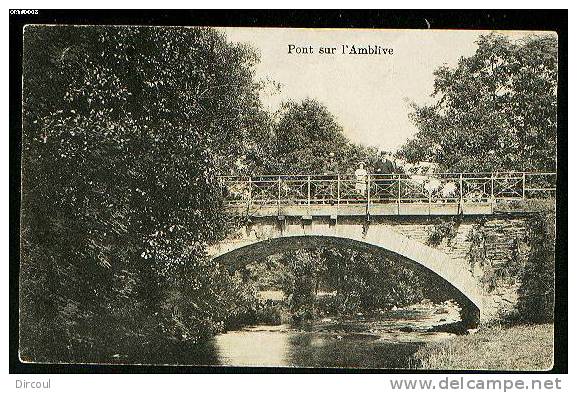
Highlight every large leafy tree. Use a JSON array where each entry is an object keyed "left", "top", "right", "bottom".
[
  {"left": 398, "top": 33, "right": 558, "bottom": 172},
  {"left": 20, "top": 26, "right": 267, "bottom": 362},
  {"left": 319, "top": 249, "right": 426, "bottom": 313},
  {"left": 262, "top": 98, "right": 377, "bottom": 175}
]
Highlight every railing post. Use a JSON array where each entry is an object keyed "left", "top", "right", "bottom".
[
  {"left": 337, "top": 174, "right": 340, "bottom": 206},
  {"left": 491, "top": 173, "right": 495, "bottom": 200},
  {"left": 428, "top": 176, "right": 432, "bottom": 215},
  {"left": 248, "top": 176, "right": 252, "bottom": 209},
  {"left": 522, "top": 172, "right": 526, "bottom": 199},
  {"left": 367, "top": 174, "right": 371, "bottom": 203},
  {"left": 366, "top": 174, "right": 371, "bottom": 217},
  {"left": 458, "top": 173, "right": 464, "bottom": 214},
  {"left": 459, "top": 173, "right": 463, "bottom": 202},
  {"left": 307, "top": 175, "right": 311, "bottom": 206},
  {"left": 277, "top": 176, "right": 281, "bottom": 209},
  {"left": 397, "top": 174, "right": 401, "bottom": 215}
]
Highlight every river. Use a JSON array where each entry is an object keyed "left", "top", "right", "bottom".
[{"left": 185, "top": 302, "right": 462, "bottom": 368}]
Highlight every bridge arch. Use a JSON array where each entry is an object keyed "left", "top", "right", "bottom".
[{"left": 208, "top": 219, "right": 485, "bottom": 327}]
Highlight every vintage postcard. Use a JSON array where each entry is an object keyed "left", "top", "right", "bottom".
[{"left": 18, "top": 23, "right": 559, "bottom": 370}]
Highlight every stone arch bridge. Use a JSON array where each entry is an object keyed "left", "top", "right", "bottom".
[{"left": 209, "top": 172, "right": 556, "bottom": 327}]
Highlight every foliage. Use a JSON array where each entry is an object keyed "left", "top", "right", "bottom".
[
  {"left": 494, "top": 238, "right": 524, "bottom": 287},
  {"left": 466, "top": 220, "right": 512, "bottom": 292},
  {"left": 278, "top": 250, "right": 320, "bottom": 321},
  {"left": 320, "top": 249, "right": 426, "bottom": 314},
  {"left": 465, "top": 220, "right": 507, "bottom": 292},
  {"left": 20, "top": 25, "right": 267, "bottom": 362},
  {"left": 466, "top": 210, "right": 554, "bottom": 309},
  {"left": 224, "top": 301, "right": 284, "bottom": 329},
  {"left": 253, "top": 248, "right": 428, "bottom": 319},
  {"left": 398, "top": 33, "right": 558, "bottom": 172},
  {"left": 466, "top": 220, "right": 488, "bottom": 263},
  {"left": 427, "top": 218, "right": 459, "bottom": 247},
  {"left": 244, "top": 256, "right": 294, "bottom": 291},
  {"left": 254, "top": 98, "right": 378, "bottom": 175},
  {"left": 517, "top": 211, "right": 555, "bottom": 323}
]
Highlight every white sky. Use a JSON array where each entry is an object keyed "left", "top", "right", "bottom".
[
  {"left": 219, "top": 28, "right": 542, "bottom": 152},
  {"left": 218, "top": 28, "right": 482, "bottom": 152}
]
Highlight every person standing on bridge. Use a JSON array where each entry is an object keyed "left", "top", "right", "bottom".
[
  {"left": 375, "top": 151, "right": 397, "bottom": 175},
  {"left": 374, "top": 151, "right": 397, "bottom": 202},
  {"left": 354, "top": 162, "right": 368, "bottom": 197}
]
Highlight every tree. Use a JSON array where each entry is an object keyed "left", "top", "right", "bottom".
[
  {"left": 20, "top": 26, "right": 267, "bottom": 362},
  {"left": 398, "top": 33, "right": 558, "bottom": 172},
  {"left": 262, "top": 98, "right": 377, "bottom": 174},
  {"left": 320, "top": 249, "right": 425, "bottom": 314}
]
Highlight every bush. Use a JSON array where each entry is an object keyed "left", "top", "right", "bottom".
[
  {"left": 517, "top": 211, "right": 555, "bottom": 323},
  {"left": 427, "top": 218, "right": 459, "bottom": 247}
]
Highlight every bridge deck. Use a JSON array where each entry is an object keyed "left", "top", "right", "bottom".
[{"left": 226, "top": 202, "right": 494, "bottom": 217}]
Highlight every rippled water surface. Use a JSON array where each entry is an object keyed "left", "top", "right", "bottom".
[{"left": 195, "top": 305, "right": 460, "bottom": 368}]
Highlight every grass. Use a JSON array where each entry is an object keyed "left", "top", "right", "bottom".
[{"left": 411, "top": 323, "right": 554, "bottom": 371}]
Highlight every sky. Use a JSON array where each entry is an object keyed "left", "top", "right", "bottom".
[{"left": 219, "top": 27, "right": 485, "bottom": 152}]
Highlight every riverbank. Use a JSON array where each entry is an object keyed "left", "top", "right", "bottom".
[{"left": 411, "top": 323, "right": 554, "bottom": 371}]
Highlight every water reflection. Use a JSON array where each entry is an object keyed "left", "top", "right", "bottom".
[
  {"left": 209, "top": 304, "right": 460, "bottom": 368},
  {"left": 215, "top": 325, "right": 290, "bottom": 366},
  {"left": 285, "top": 331, "right": 424, "bottom": 368}
]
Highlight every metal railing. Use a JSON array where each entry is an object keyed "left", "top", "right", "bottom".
[{"left": 219, "top": 172, "right": 556, "bottom": 207}]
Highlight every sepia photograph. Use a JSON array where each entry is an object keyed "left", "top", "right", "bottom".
[{"left": 15, "top": 15, "right": 562, "bottom": 372}]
